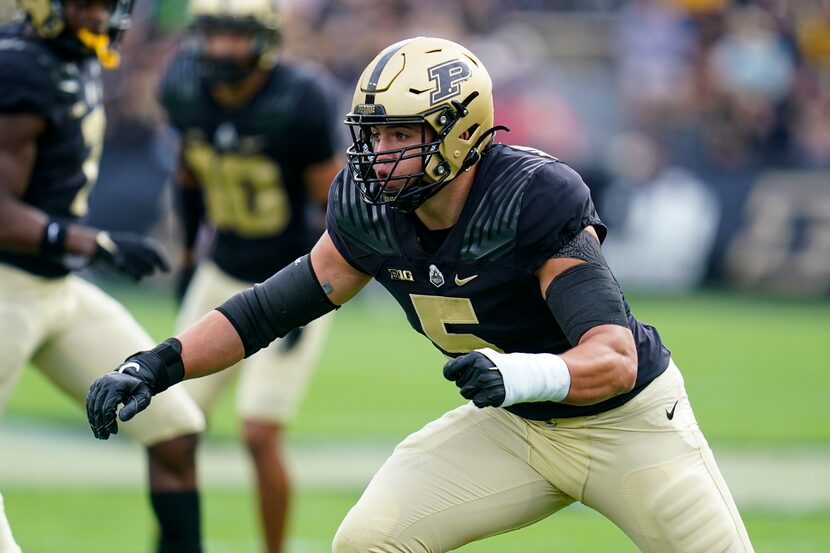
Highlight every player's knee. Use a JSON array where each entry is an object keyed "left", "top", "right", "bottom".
[
  {"left": 333, "top": 510, "right": 394, "bottom": 553},
  {"left": 333, "top": 509, "right": 431, "bottom": 553},
  {"left": 622, "top": 455, "right": 746, "bottom": 553},
  {"left": 332, "top": 521, "right": 386, "bottom": 553},
  {"left": 147, "top": 433, "right": 199, "bottom": 483},
  {"left": 242, "top": 419, "right": 282, "bottom": 457}
]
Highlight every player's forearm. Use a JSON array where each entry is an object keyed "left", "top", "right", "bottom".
[
  {"left": 0, "top": 196, "right": 46, "bottom": 253},
  {"left": 465, "top": 326, "right": 636, "bottom": 408},
  {"left": 0, "top": 196, "right": 97, "bottom": 257},
  {"left": 559, "top": 324, "right": 637, "bottom": 405},
  {"left": 178, "top": 310, "right": 245, "bottom": 379}
]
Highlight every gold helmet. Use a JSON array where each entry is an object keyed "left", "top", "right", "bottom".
[
  {"left": 15, "top": 0, "right": 133, "bottom": 68},
  {"left": 188, "top": 0, "right": 281, "bottom": 83},
  {"left": 345, "top": 37, "right": 499, "bottom": 212}
]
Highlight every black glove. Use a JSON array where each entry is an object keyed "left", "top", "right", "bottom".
[
  {"left": 92, "top": 231, "right": 170, "bottom": 281},
  {"left": 442, "top": 351, "right": 506, "bottom": 408},
  {"left": 86, "top": 338, "right": 184, "bottom": 440},
  {"left": 176, "top": 264, "right": 196, "bottom": 303}
]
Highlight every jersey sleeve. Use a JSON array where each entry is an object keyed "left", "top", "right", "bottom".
[
  {"left": 325, "top": 169, "right": 394, "bottom": 277},
  {"left": 0, "top": 41, "right": 57, "bottom": 122},
  {"left": 158, "top": 51, "right": 200, "bottom": 132},
  {"left": 516, "top": 161, "right": 607, "bottom": 272},
  {"left": 289, "top": 68, "right": 343, "bottom": 166}
]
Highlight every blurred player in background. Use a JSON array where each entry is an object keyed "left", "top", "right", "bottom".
[
  {"left": 0, "top": 1, "right": 206, "bottom": 551},
  {"left": 159, "top": 0, "right": 342, "bottom": 550},
  {"left": 89, "top": 36, "right": 754, "bottom": 552}
]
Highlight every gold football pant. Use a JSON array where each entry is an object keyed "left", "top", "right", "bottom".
[
  {"left": 177, "top": 261, "right": 331, "bottom": 424},
  {"left": 0, "top": 263, "right": 205, "bottom": 445},
  {"left": 333, "top": 361, "right": 753, "bottom": 553}
]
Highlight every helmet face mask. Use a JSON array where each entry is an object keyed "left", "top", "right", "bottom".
[
  {"left": 15, "top": 0, "right": 134, "bottom": 67},
  {"left": 345, "top": 37, "right": 495, "bottom": 212},
  {"left": 187, "top": 0, "right": 281, "bottom": 85},
  {"left": 193, "top": 28, "right": 261, "bottom": 84},
  {"left": 346, "top": 108, "right": 461, "bottom": 212}
]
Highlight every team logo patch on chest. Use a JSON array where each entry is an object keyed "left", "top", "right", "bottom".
[{"left": 428, "top": 264, "right": 445, "bottom": 288}]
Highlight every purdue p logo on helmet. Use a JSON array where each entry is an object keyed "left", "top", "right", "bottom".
[{"left": 345, "top": 37, "right": 497, "bottom": 212}]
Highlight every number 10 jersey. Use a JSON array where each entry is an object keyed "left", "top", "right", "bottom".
[{"left": 160, "top": 51, "right": 342, "bottom": 283}]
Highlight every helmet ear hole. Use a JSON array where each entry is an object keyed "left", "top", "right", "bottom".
[{"left": 460, "top": 123, "right": 479, "bottom": 142}]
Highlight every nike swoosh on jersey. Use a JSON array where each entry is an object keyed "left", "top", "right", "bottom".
[
  {"left": 666, "top": 400, "right": 679, "bottom": 420},
  {"left": 454, "top": 274, "right": 478, "bottom": 286}
]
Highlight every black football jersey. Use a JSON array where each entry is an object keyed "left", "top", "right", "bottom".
[
  {"left": 0, "top": 23, "right": 106, "bottom": 278},
  {"left": 160, "top": 51, "right": 341, "bottom": 283},
  {"left": 327, "top": 144, "right": 671, "bottom": 419}
]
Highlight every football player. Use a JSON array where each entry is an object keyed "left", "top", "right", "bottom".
[
  {"left": 87, "top": 37, "right": 755, "bottom": 552},
  {"left": 158, "top": 0, "right": 341, "bottom": 550},
  {"left": 0, "top": 1, "right": 205, "bottom": 551}
]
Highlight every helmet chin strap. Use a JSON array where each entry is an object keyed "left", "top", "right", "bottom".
[
  {"left": 398, "top": 125, "right": 509, "bottom": 212},
  {"left": 76, "top": 28, "right": 120, "bottom": 68},
  {"left": 459, "top": 125, "right": 510, "bottom": 171}
]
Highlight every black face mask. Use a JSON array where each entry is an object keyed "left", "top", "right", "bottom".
[
  {"left": 45, "top": 0, "right": 132, "bottom": 66},
  {"left": 199, "top": 55, "right": 257, "bottom": 85}
]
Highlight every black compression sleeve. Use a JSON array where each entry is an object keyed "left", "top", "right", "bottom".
[
  {"left": 174, "top": 186, "right": 204, "bottom": 250},
  {"left": 215, "top": 255, "right": 338, "bottom": 358},
  {"left": 545, "top": 263, "right": 629, "bottom": 346}
]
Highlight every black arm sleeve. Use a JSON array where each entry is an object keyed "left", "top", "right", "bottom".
[
  {"left": 215, "top": 255, "right": 338, "bottom": 357},
  {"left": 545, "top": 263, "right": 629, "bottom": 346},
  {"left": 174, "top": 185, "right": 204, "bottom": 250},
  {"left": 545, "top": 232, "right": 628, "bottom": 346}
]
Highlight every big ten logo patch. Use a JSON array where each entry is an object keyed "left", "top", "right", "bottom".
[{"left": 389, "top": 268, "right": 415, "bottom": 282}]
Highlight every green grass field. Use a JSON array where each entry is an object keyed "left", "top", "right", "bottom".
[{"left": 4, "top": 287, "right": 830, "bottom": 551}]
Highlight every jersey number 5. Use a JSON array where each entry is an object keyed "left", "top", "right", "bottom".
[{"left": 409, "top": 294, "right": 501, "bottom": 354}]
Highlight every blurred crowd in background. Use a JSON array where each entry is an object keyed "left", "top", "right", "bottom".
[{"left": 3, "top": 0, "right": 829, "bottom": 296}]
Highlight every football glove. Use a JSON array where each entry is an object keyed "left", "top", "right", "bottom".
[
  {"left": 92, "top": 231, "right": 170, "bottom": 281},
  {"left": 443, "top": 352, "right": 506, "bottom": 408},
  {"left": 86, "top": 338, "right": 185, "bottom": 440}
]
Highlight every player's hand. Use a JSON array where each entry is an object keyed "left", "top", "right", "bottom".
[
  {"left": 176, "top": 264, "right": 196, "bottom": 303},
  {"left": 93, "top": 231, "right": 170, "bottom": 281},
  {"left": 87, "top": 354, "right": 163, "bottom": 439},
  {"left": 443, "top": 352, "right": 506, "bottom": 408},
  {"left": 87, "top": 339, "right": 184, "bottom": 439}
]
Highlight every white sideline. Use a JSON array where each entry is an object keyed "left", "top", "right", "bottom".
[{"left": 1, "top": 421, "right": 829, "bottom": 510}]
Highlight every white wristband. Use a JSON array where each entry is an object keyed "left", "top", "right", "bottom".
[{"left": 476, "top": 348, "right": 571, "bottom": 406}]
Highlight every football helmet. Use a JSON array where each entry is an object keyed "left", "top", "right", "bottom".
[
  {"left": 15, "top": 0, "right": 133, "bottom": 68},
  {"left": 188, "top": 0, "right": 281, "bottom": 84},
  {"left": 345, "top": 37, "right": 498, "bottom": 212}
]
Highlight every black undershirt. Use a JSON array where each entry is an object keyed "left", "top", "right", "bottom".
[{"left": 412, "top": 216, "right": 452, "bottom": 254}]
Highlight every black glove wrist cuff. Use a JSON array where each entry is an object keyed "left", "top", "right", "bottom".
[
  {"left": 125, "top": 338, "right": 185, "bottom": 394},
  {"left": 40, "top": 220, "right": 68, "bottom": 256}
]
